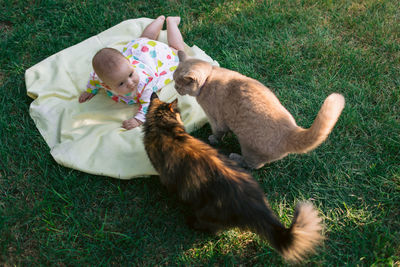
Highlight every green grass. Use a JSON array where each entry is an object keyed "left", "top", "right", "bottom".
[{"left": 1, "top": 0, "right": 399, "bottom": 265}]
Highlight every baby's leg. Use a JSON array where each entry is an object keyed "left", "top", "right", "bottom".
[
  {"left": 140, "top": 15, "right": 165, "bottom": 40},
  {"left": 166, "top": 16, "right": 185, "bottom": 51}
]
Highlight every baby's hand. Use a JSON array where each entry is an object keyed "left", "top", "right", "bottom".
[
  {"left": 79, "top": 91, "right": 95, "bottom": 103},
  {"left": 122, "top": 118, "right": 143, "bottom": 130}
]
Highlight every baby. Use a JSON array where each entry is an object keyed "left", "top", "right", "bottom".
[{"left": 79, "top": 16, "right": 185, "bottom": 129}]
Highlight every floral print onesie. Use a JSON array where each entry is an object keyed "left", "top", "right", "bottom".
[{"left": 86, "top": 37, "right": 179, "bottom": 122}]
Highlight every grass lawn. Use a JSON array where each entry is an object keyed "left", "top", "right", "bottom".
[{"left": 1, "top": 0, "right": 399, "bottom": 265}]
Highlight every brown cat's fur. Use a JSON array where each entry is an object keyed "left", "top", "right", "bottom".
[
  {"left": 142, "top": 92, "right": 323, "bottom": 263},
  {"left": 173, "top": 51, "right": 345, "bottom": 169}
]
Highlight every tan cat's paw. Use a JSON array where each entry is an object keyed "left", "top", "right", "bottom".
[
  {"left": 208, "top": 135, "right": 219, "bottom": 145},
  {"left": 229, "top": 153, "right": 248, "bottom": 168}
]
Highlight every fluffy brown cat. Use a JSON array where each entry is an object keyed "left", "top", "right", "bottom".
[
  {"left": 173, "top": 51, "right": 345, "bottom": 169},
  {"left": 142, "top": 92, "right": 323, "bottom": 263}
]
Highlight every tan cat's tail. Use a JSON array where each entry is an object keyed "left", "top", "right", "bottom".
[{"left": 287, "top": 93, "right": 345, "bottom": 154}]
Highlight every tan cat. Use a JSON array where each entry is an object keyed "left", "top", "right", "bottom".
[{"left": 173, "top": 51, "right": 345, "bottom": 169}]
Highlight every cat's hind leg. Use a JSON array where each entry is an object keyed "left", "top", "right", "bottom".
[
  {"left": 188, "top": 206, "right": 225, "bottom": 234},
  {"left": 231, "top": 146, "right": 266, "bottom": 169},
  {"left": 186, "top": 214, "right": 221, "bottom": 235}
]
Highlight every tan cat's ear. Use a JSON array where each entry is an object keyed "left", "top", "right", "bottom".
[
  {"left": 183, "top": 71, "right": 197, "bottom": 83},
  {"left": 178, "top": 50, "right": 187, "bottom": 62},
  {"left": 168, "top": 98, "right": 178, "bottom": 112}
]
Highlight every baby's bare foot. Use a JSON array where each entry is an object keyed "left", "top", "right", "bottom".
[
  {"left": 167, "top": 16, "right": 181, "bottom": 26},
  {"left": 156, "top": 15, "right": 166, "bottom": 23}
]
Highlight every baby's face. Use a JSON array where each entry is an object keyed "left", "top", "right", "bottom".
[{"left": 102, "top": 58, "right": 139, "bottom": 95}]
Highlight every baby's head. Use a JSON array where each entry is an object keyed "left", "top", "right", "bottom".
[{"left": 92, "top": 48, "right": 139, "bottom": 95}]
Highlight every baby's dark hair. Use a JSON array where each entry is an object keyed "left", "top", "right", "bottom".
[{"left": 92, "top": 48, "right": 125, "bottom": 80}]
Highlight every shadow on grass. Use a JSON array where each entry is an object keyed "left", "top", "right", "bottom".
[{"left": 28, "top": 172, "right": 284, "bottom": 265}]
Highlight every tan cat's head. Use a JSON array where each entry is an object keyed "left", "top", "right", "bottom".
[{"left": 173, "top": 51, "right": 213, "bottom": 96}]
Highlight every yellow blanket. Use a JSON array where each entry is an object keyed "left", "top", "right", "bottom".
[{"left": 25, "top": 18, "right": 218, "bottom": 179}]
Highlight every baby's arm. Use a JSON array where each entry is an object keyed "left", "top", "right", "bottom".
[
  {"left": 122, "top": 118, "right": 143, "bottom": 129},
  {"left": 122, "top": 85, "right": 153, "bottom": 130},
  {"left": 122, "top": 107, "right": 146, "bottom": 130},
  {"left": 79, "top": 72, "right": 101, "bottom": 103},
  {"left": 79, "top": 91, "right": 95, "bottom": 103}
]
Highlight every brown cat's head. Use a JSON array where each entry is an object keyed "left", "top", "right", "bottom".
[
  {"left": 145, "top": 92, "right": 183, "bottom": 128},
  {"left": 173, "top": 51, "right": 213, "bottom": 97}
]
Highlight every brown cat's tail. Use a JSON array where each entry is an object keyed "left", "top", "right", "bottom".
[
  {"left": 287, "top": 93, "right": 345, "bottom": 154},
  {"left": 275, "top": 202, "right": 323, "bottom": 262},
  {"left": 254, "top": 202, "right": 324, "bottom": 263}
]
